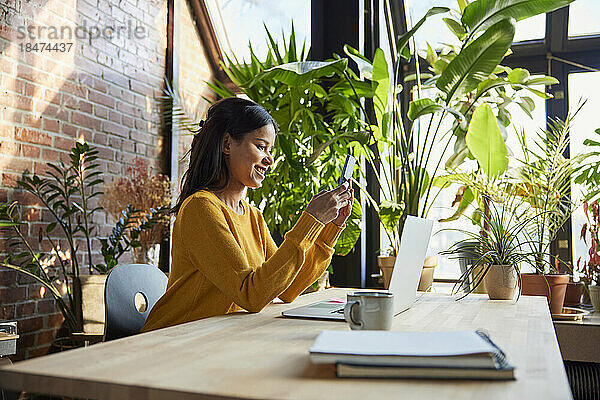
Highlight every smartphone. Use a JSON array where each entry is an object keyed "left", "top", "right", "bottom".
[{"left": 338, "top": 154, "right": 356, "bottom": 186}]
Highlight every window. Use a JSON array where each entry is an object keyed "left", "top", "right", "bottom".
[
  {"left": 514, "top": 14, "right": 545, "bottom": 43},
  {"left": 206, "top": 0, "right": 310, "bottom": 61},
  {"left": 569, "top": 0, "right": 600, "bottom": 38},
  {"left": 569, "top": 71, "right": 600, "bottom": 275},
  {"left": 403, "top": 0, "right": 459, "bottom": 50}
]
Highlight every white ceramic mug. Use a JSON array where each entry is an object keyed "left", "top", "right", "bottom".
[{"left": 343, "top": 291, "right": 394, "bottom": 330}]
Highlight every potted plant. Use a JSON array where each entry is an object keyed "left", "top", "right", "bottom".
[
  {"left": 0, "top": 141, "right": 167, "bottom": 341},
  {"left": 514, "top": 113, "right": 589, "bottom": 314},
  {"left": 577, "top": 200, "right": 600, "bottom": 310},
  {"left": 441, "top": 173, "right": 542, "bottom": 300},
  {"left": 328, "top": 0, "right": 567, "bottom": 288}
]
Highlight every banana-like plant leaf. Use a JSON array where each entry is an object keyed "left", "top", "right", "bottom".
[
  {"left": 466, "top": 104, "right": 509, "bottom": 178},
  {"left": 436, "top": 18, "right": 515, "bottom": 102},
  {"left": 343, "top": 44, "right": 373, "bottom": 80},
  {"left": 444, "top": 17, "right": 467, "bottom": 39},
  {"left": 407, "top": 99, "right": 467, "bottom": 129},
  {"left": 372, "top": 49, "right": 389, "bottom": 129},
  {"left": 408, "top": 99, "right": 443, "bottom": 120},
  {"left": 526, "top": 75, "right": 559, "bottom": 85},
  {"left": 397, "top": 7, "right": 450, "bottom": 60},
  {"left": 247, "top": 59, "right": 348, "bottom": 88},
  {"left": 462, "top": 0, "right": 575, "bottom": 42},
  {"left": 334, "top": 199, "right": 362, "bottom": 256}
]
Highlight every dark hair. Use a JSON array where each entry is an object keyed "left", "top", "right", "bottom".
[{"left": 171, "top": 97, "right": 278, "bottom": 215}]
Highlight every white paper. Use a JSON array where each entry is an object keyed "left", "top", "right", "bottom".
[{"left": 309, "top": 330, "right": 496, "bottom": 357}]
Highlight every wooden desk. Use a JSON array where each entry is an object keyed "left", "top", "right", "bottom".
[{"left": 0, "top": 289, "right": 572, "bottom": 400}]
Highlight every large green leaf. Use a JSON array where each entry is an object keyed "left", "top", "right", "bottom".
[
  {"left": 408, "top": 99, "right": 443, "bottom": 120},
  {"left": 407, "top": 99, "right": 467, "bottom": 129},
  {"left": 379, "top": 200, "right": 404, "bottom": 233},
  {"left": 436, "top": 18, "right": 515, "bottom": 102},
  {"left": 397, "top": 7, "right": 450, "bottom": 60},
  {"left": 372, "top": 49, "right": 389, "bottom": 129},
  {"left": 462, "top": 0, "right": 574, "bottom": 41},
  {"left": 247, "top": 59, "right": 348, "bottom": 88},
  {"left": 466, "top": 104, "right": 508, "bottom": 178},
  {"left": 343, "top": 44, "right": 373, "bottom": 80},
  {"left": 334, "top": 199, "right": 362, "bottom": 256}
]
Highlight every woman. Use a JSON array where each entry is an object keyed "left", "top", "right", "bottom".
[{"left": 142, "top": 97, "right": 353, "bottom": 332}]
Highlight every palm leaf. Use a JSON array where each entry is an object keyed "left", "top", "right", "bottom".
[
  {"left": 436, "top": 18, "right": 515, "bottom": 102},
  {"left": 462, "top": 0, "right": 575, "bottom": 42}
]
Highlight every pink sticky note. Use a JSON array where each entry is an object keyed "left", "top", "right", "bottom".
[{"left": 327, "top": 297, "right": 346, "bottom": 303}]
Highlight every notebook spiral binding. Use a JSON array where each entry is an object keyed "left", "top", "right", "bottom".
[{"left": 475, "top": 330, "right": 510, "bottom": 370}]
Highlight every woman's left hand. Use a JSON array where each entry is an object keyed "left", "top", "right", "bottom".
[{"left": 332, "top": 183, "right": 354, "bottom": 227}]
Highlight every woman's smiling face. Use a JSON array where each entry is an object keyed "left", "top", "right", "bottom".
[{"left": 224, "top": 124, "right": 276, "bottom": 189}]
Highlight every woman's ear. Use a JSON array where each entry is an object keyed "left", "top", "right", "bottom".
[{"left": 223, "top": 133, "right": 232, "bottom": 155}]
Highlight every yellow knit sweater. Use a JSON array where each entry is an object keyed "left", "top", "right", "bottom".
[{"left": 142, "top": 190, "right": 343, "bottom": 332}]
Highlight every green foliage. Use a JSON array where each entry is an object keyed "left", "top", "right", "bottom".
[
  {"left": 514, "top": 111, "right": 589, "bottom": 273},
  {"left": 96, "top": 205, "right": 169, "bottom": 273},
  {"left": 164, "top": 24, "right": 367, "bottom": 255},
  {"left": 436, "top": 18, "right": 515, "bottom": 102},
  {"left": 461, "top": 0, "right": 575, "bottom": 42},
  {"left": 573, "top": 128, "right": 600, "bottom": 202},
  {"left": 465, "top": 104, "right": 509, "bottom": 179},
  {"left": 1, "top": 141, "right": 165, "bottom": 332},
  {"left": 334, "top": 199, "right": 362, "bottom": 256},
  {"left": 440, "top": 188, "right": 543, "bottom": 299},
  {"left": 340, "top": 0, "right": 570, "bottom": 255},
  {"left": 0, "top": 201, "right": 78, "bottom": 332},
  {"left": 226, "top": 30, "right": 368, "bottom": 253},
  {"left": 397, "top": 7, "right": 450, "bottom": 60}
]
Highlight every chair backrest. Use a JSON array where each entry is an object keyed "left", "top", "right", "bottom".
[{"left": 103, "top": 264, "right": 168, "bottom": 341}]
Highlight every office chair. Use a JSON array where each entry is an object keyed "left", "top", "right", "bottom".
[{"left": 103, "top": 264, "right": 168, "bottom": 341}]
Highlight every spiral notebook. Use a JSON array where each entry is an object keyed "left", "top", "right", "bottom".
[{"left": 310, "top": 330, "right": 515, "bottom": 380}]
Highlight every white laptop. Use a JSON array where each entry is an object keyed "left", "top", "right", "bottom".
[{"left": 281, "top": 215, "right": 434, "bottom": 320}]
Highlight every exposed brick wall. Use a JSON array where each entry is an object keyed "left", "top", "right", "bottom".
[
  {"left": 175, "top": 0, "right": 215, "bottom": 191},
  {"left": 0, "top": 0, "right": 183, "bottom": 360}
]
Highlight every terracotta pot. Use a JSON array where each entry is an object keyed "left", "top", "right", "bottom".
[
  {"left": 564, "top": 281, "right": 584, "bottom": 306},
  {"left": 590, "top": 285, "right": 600, "bottom": 312},
  {"left": 377, "top": 256, "right": 396, "bottom": 290},
  {"left": 417, "top": 256, "right": 437, "bottom": 292},
  {"left": 520, "top": 273, "right": 569, "bottom": 315},
  {"left": 484, "top": 265, "right": 518, "bottom": 300}
]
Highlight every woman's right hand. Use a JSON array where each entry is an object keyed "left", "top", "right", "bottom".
[{"left": 305, "top": 182, "right": 353, "bottom": 225}]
